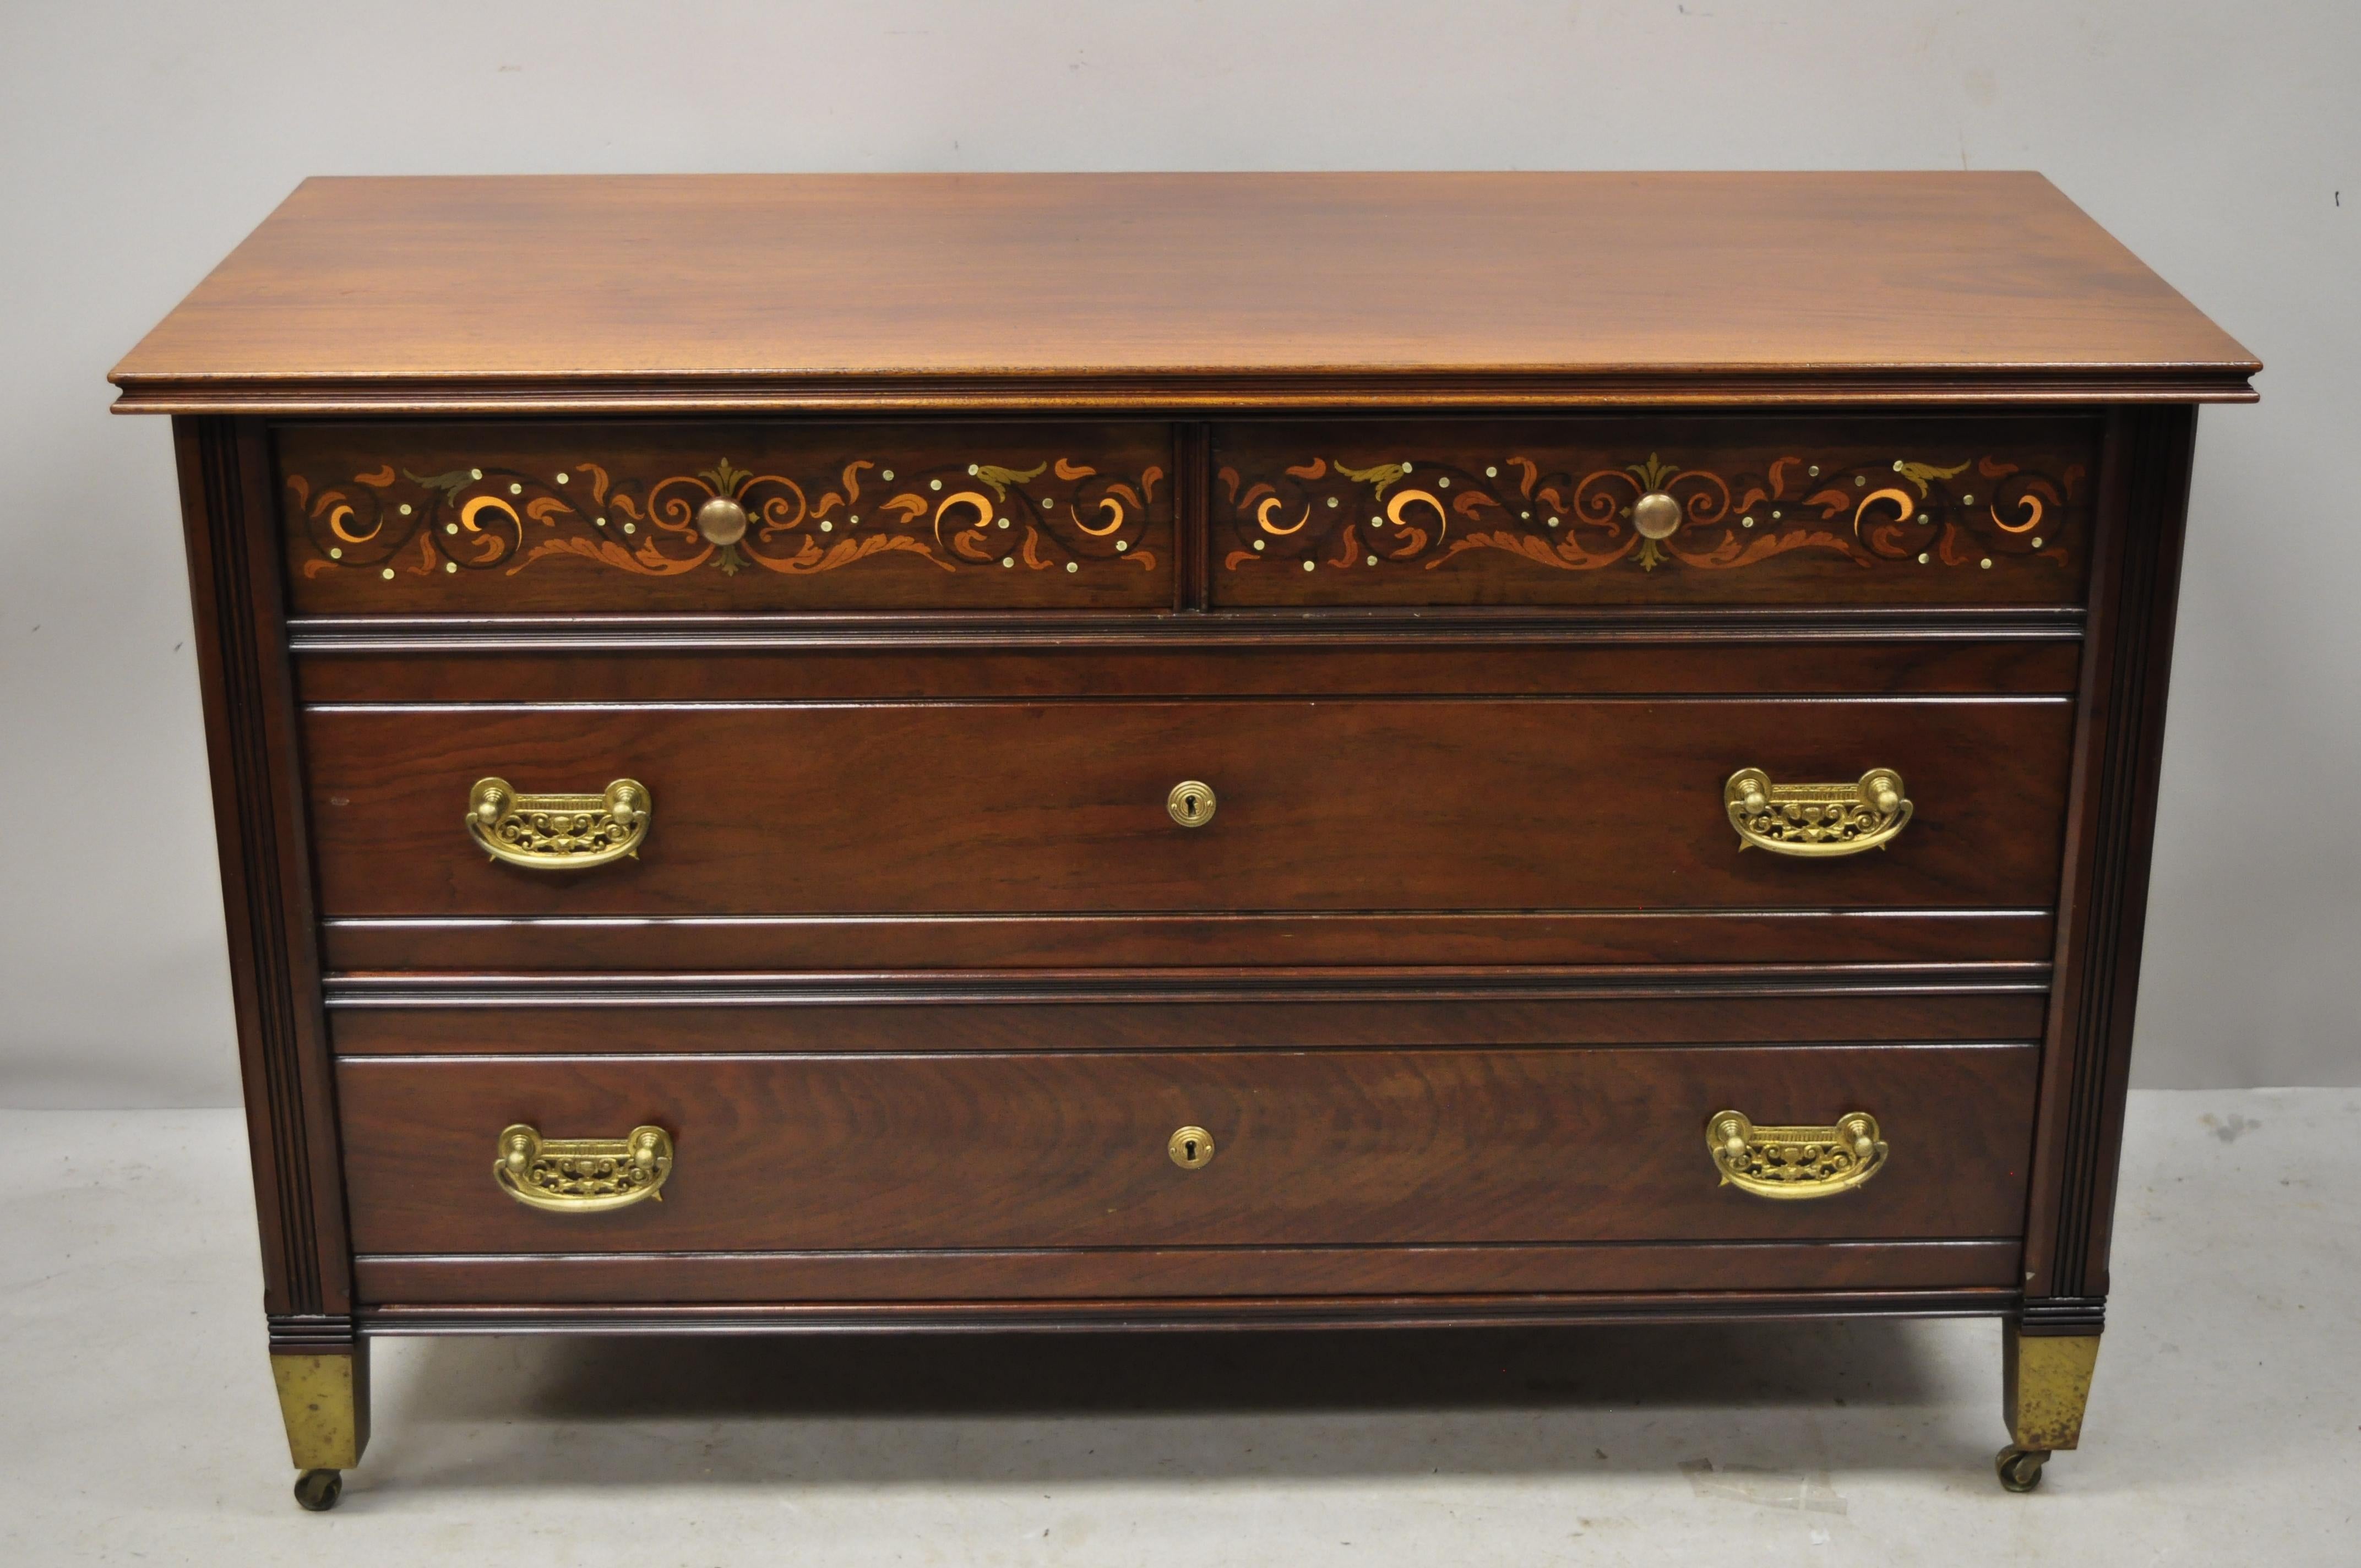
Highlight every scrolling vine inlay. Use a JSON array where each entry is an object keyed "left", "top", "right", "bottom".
[
  {"left": 1222, "top": 451, "right": 2077, "bottom": 574},
  {"left": 288, "top": 452, "right": 1163, "bottom": 585},
  {"left": 274, "top": 422, "right": 1171, "bottom": 614},
  {"left": 1212, "top": 424, "right": 2090, "bottom": 607}
]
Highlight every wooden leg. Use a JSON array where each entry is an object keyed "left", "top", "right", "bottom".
[
  {"left": 1996, "top": 1324, "right": 2099, "bottom": 1492},
  {"left": 271, "top": 1344, "right": 370, "bottom": 1510}
]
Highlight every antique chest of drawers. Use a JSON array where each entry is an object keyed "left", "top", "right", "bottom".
[{"left": 112, "top": 172, "right": 2256, "bottom": 1509}]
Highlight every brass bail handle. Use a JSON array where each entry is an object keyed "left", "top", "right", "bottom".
[
  {"left": 1707, "top": 1109, "right": 1886, "bottom": 1199},
  {"left": 468, "top": 776, "right": 651, "bottom": 870},
  {"left": 1724, "top": 767, "right": 1911, "bottom": 857},
  {"left": 494, "top": 1123, "right": 674, "bottom": 1212}
]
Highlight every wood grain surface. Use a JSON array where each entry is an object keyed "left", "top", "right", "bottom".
[
  {"left": 355, "top": 1239, "right": 2022, "bottom": 1306},
  {"left": 320, "top": 910, "right": 2055, "bottom": 974},
  {"left": 293, "top": 639, "right": 2086, "bottom": 704},
  {"left": 325, "top": 987, "right": 2052, "bottom": 1057},
  {"left": 110, "top": 173, "right": 2257, "bottom": 412},
  {"left": 174, "top": 418, "right": 355, "bottom": 1333},
  {"left": 301, "top": 696, "right": 2074, "bottom": 918},
  {"left": 351, "top": 1289, "right": 2022, "bottom": 1333},
  {"left": 336, "top": 1043, "right": 2039, "bottom": 1255}
]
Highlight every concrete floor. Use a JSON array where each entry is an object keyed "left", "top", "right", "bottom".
[{"left": 3, "top": 1088, "right": 2354, "bottom": 1566}]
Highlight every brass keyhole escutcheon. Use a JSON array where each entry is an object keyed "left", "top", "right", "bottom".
[
  {"left": 1168, "top": 1125, "right": 1215, "bottom": 1169},
  {"left": 1167, "top": 780, "right": 1217, "bottom": 827}
]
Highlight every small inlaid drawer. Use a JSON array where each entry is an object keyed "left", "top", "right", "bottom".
[
  {"left": 335, "top": 1042, "right": 2039, "bottom": 1260},
  {"left": 276, "top": 420, "right": 1175, "bottom": 612},
  {"left": 1210, "top": 415, "right": 2098, "bottom": 608}
]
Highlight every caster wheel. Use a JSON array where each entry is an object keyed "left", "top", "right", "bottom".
[
  {"left": 293, "top": 1468, "right": 344, "bottom": 1511},
  {"left": 1995, "top": 1446, "right": 2050, "bottom": 1493}
]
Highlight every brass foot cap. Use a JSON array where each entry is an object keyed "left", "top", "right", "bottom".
[
  {"left": 1995, "top": 1446, "right": 2050, "bottom": 1493},
  {"left": 293, "top": 1469, "right": 344, "bottom": 1512}
]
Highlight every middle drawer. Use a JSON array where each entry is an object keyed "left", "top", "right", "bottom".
[{"left": 306, "top": 696, "right": 2071, "bottom": 918}]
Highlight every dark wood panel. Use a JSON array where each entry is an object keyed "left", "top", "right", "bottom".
[
  {"left": 358, "top": 1288, "right": 2022, "bottom": 1335},
  {"left": 173, "top": 417, "right": 353, "bottom": 1325},
  {"left": 336, "top": 1044, "right": 2039, "bottom": 1254},
  {"left": 293, "top": 639, "right": 2084, "bottom": 703},
  {"left": 327, "top": 988, "right": 2051, "bottom": 1054},
  {"left": 355, "top": 1239, "right": 2021, "bottom": 1306},
  {"left": 111, "top": 173, "right": 2258, "bottom": 414},
  {"left": 287, "top": 607, "right": 2087, "bottom": 656},
  {"left": 1212, "top": 416, "right": 2097, "bottom": 607},
  {"left": 2023, "top": 405, "right": 2199, "bottom": 1314},
  {"left": 302, "top": 698, "right": 2074, "bottom": 917},
  {"left": 321, "top": 910, "right": 2054, "bottom": 974},
  {"left": 278, "top": 421, "right": 1173, "bottom": 613}
]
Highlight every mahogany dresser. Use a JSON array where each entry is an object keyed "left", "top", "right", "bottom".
[{"left": 112, "top": 172, "right": 2256, "bottom": 1509}]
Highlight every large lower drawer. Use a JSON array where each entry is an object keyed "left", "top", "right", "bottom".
[
  {"left": 304, "top": 696, "right": 2073, "bottom": 917},
  {"left": 338, "top": 1043, "right": 2038, "bottom": 1257}
]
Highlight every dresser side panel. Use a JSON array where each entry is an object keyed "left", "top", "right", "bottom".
[
  {"left": 173, "top": 415, "right": 352, "bottom": 1324},
  {"left": 2022, "top": 404, "right": 2197, "bottom": 1313}
]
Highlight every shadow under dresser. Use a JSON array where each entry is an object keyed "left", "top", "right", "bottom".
[{"left": 109, "top": 171, "right": 2258, "bottom": 1509}]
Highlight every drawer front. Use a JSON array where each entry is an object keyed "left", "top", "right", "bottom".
[
  {"left": 277, "top": 420, "right": 1175, "bottom": 612},
  {"left": 304, "top": 696, "right": 2072, "bottom": 917},
  {"left": 338, "top": 1043, "right": 2038, "bottom": 1256},
  {"left": 1211, "top": 415, "right": 2097, "bottom": 607}
]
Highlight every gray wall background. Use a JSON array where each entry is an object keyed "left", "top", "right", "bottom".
[{"left": 3, "top": 1, "right": 2353, "bottom": 1106}]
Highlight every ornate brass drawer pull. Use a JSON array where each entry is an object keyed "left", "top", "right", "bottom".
[
  {"left": 494, "top": 1123, "right": 673, "bottom": 1212},
  {"left": 468, "top": 776, "right": 650, "bottom": 870},
  {"left": 1724, "top": 767, "right": 1910, "bottom": 856},
  {"left": 1707, "top": 1109, "right": 1886, "bottom": 1199}
]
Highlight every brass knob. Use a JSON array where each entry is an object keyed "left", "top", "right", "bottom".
[
  {"left": 695, "top": 495, "right": 748, "bottom": 546},
  {"left": 1631, "top": 491, "right": 1683, "bottom": 540},
  {"left": 1168, "top": 1125, "right": 1215, "bottom": 1169},
  {"left": 472, "top": 778, "right": 514, "bottom": 828},
  {"left": 1167, "top": 780, "right": 1217, "bottom": 827}
]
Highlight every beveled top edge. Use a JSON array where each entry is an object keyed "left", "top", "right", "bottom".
[
  {"left": 111, "top": 172, "right": 2259, "bottom": 411},
  {"left": 107, "top": 368, "right": 2260, "bottom": 416}
]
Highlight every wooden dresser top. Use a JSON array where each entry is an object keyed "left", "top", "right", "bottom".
[{"left": 110, "top": 171, "right": 2256, "bottom": 413}]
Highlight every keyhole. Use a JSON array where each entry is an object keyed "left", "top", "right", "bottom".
[
  {"left": 1168, "top": 1124, "right": 1214, "bottom": 1168},
  {"left": 1167, "top": 780, "right": 1217, "bottom": 827},
  {"left": 1183, "top": 1137, "right": 1198, "bottom": 1159}
]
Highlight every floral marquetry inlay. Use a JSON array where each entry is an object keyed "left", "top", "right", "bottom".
[
  {"left": 284, "top": 449, "right": 1163, "bottom": 586},
  {"left": 1216, "top": 443, "right": 2085, "bottom": 582}
]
